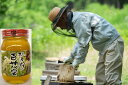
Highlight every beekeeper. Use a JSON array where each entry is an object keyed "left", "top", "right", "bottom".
[{"left": 48, "top": 5, "right": 124, "bottom": 85}]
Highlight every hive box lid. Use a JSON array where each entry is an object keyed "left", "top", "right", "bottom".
[{"left": 40, "top": 75, "right": 87, "bottom": 81}]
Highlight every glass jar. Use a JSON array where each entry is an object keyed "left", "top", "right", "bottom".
[{"left": 1, "top": 29, "right": 31, "bottom": 84}]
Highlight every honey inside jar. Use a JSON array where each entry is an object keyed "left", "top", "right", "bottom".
[{"left": 1, "top": 29, "right": 31, "bottom": 84}]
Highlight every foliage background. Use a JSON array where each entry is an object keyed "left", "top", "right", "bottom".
[{"left": 0, "top": 0, "right": 128, "bottom": 85}]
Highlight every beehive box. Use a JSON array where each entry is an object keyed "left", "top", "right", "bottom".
[
  {"left": 41, "top": 57, "right": 93, "bottom": 85},
  {"left": 42, "top": 81, "right": 93, "bottom": 85},
  {"left": 40, "top": 75, "right": 93, "bottom": 85},
  {"left": 43, "top": 57, "right": 80, "bottom": 76}
]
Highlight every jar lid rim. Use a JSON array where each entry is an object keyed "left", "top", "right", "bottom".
[{"left": 2, "top": 29, "right": 28, "bottom": 37}]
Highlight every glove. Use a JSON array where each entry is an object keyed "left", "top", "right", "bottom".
[
  {"left": 72, "top": 59, "right": 80, "bottom": 69},
  {"left": 63, "top": 56, "right": 74, "bottom": 64},
  {"left": 64, "top": 57, "right": 80, "bottom": 69}
]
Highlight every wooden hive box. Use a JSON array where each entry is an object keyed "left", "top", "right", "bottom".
[
  {"left": 43, "top": 57, "right": 80, "bottom": 76},
  {"left": 41, "top": 57, "right": 93, "bottom": 85},
  {"left": 41, "top": 75, "right": 92, "bottom": 85},
  {"left": 42, "top": 81, "right": 93, "bottom": 85}
]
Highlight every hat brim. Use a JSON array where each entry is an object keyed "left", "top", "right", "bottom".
[{"left": 52, "top": 5, "right": 69, "bottom": 31}]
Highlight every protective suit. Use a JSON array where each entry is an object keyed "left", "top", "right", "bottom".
[{"left": 64, "top": 12, "right": 124, "bottom": 85}]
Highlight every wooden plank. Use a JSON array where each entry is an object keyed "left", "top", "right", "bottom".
[
  {"left": 45, "top": 62, "right": 62, "bottom": 70},
  {"left": 43, "top": 70, "right": 80, "bottom": 75},
  {"left": 46, "top": 57, "right": 60, "bottom": 62},
  {"left": 44, "top": 75, "right": 52, "bottom": 85},
  {"left": 57, "top": 64, "right": 75, "bottom": 82},
  {"left": 42, "top": 81, "right": 93, "bottom": 85},
  {"left": 45, "top": 62, "right": 78, "bottom": 70},
  {"left": 43, "top": 70, "right": 58, "bottom": 75},
  {"left": 40, "top": 75, "right": 87, "bottom": 81},
  {"left": 46, "top": 57, "right": 65, "bottom": 62}
]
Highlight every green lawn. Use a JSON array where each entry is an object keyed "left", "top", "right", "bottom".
[{"left": 32, "top": 54, "right": 45, "bottom": 85}]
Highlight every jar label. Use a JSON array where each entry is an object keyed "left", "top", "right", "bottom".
[{"left": 1, "top": 50, "right": 31, "bottom": 77}]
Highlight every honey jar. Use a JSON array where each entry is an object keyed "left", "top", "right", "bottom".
[{"left": 1, "top": 29, "right": 31, "bottom": 84}]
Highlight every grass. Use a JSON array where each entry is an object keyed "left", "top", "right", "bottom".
[{"left": 32, "top": 55, "right": 45, "bottom": 85}]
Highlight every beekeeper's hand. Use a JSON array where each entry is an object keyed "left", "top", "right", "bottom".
[
  {"left": 63, "top": 56, "right": 74, "bottom": 64},
  {"left": 64, "top": 57, "right": 79, "bottom": 69},
  {"left": 72, "top": 59, "right": 80, "bottom": 69}
]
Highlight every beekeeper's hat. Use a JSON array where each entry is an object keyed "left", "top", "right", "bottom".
[{"left": 48, "top": 5, "right": 69, "bottom": 31}]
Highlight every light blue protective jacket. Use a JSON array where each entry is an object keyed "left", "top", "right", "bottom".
[{"left": 70, "top": 12, "right": 119, "bottom": 65}]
